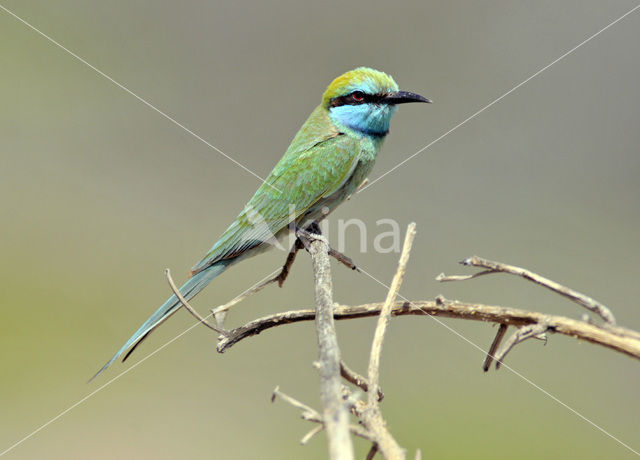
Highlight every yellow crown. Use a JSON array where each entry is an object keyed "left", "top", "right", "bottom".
[{"left": 322, "top": 67, "right": 398, "bottom": 106}]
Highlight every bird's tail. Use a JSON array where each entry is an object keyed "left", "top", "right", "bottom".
[{"left": 89, "top": 260, "right": 230, "bottom": 382}]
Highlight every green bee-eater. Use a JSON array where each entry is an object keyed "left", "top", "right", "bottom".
[{"left": 92, "top": 67, "right": 430, "bottom": 379}]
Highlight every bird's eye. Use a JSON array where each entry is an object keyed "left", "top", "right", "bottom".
[{"left": 351, "top": 91, "right": 364, "bottom": 102}]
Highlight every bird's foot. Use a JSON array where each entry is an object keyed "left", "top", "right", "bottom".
[
  {"left": 295, "top": 226, "right": 328, "bottom": 248},
  {"left": 272, "top": 238, "right": 304, "bottom": 288},
  {"left": 295, "top": 224, "right": 359, "bottom": 272}
]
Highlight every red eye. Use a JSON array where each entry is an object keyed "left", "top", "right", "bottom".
[{"left": 352, "top": 91, "right": 364, "bottom": 102}]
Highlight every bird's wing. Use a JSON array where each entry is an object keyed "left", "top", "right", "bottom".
[{"left": 189, "top": 133, "right": 361, "bottom": 276}]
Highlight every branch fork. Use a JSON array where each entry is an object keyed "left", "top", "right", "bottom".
[{"left": 163, "top": 226, "right": 639, "bottom": 459}]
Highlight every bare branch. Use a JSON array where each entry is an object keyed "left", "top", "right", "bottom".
[
  {"left": 356, "top": 223, "right": 416, "bottom": 460},
  {"left": 272, "top": 387, "right": 373, "bottom": 443},
  {"left": 367, "top": 223, "right": 416, "bottom": 405},
  {"left": 366, "top": 443, "right": 379, "bottom": 460},
  {"left": 483, "top": 324, "right": 508, "bottom": 372},
  {"left": 165, "top": 269, "right": 227, "bottom": 336},
  {"left": 340, "top": 361, "right": 383, "bottom": 401},
  {"left": 272, "top": 386, "right": 320, "bottom": 417},
  {"left": 439, "top": 255, "right": 616, "bottom": 325},
  {"left": 328, "top": 247, "right": 359, "bottom": 272},
  {"left": 297, "top": 226, "right": 360, "bottom": 272},
  {"left": 211, "top": 270, "right": 281, "bottom": 319},
  {"left": 435, "top": 269, "right": 494, "bottom": 282},
  {"left": 297, "top": 229, "right": 354, "bottom": 460},
  {"left": 206, "top": 246, "right": 637, "bottom": 455},
  {"left": 277, "top": 238, "right": 304, "bottom": 287},
  {"left": 211, "top": 235, "right": 357, "bottom": 322},
  {"left": 210, "top": 239, "right": 305, "bottom": 323},
  {"left": 494, "top": 323, "right": 550, "bottom": 370},
  {"left": 217, "top": 300, "right": 640, "bottom": 361},
  {"left": 300, "top": 425, "right": 324, "bottom": 445}
]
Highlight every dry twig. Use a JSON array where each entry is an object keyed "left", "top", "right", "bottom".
[
  {"left": 211, "top": 232, "right": 357, "bottom": 323},
  {"left": 177, "top": 228, "right": 639, "bottom": 457},
  {"left": 340, "top": 361, "right": 383, "bottom": 401},
  {"left": 165, "top": 269, "right": 227, "bottom": 335},
  {"left": 271, "top": 387, "right": 373, "bottom": 444},
  {"left": 437, "top": 255, "right": 616, "bottom": 325},
  {"left": 216, "top": 300, "right": 640, "bottom": 361},
  {"left": 368, "top": 223, "right": 416, "bottom": 402},
  {"left": 483, "top": 324, "right": 508, "bottom": 372},
  {"left": 360, "top": 223, "right": 416, "bottom": 459},
  {"left": 210, "top": 241, "right": 304, "bottom": 320},
  {"left": 297, "top": 228, "right": 354, "bottom": 460},
  {"left": 494, "top": 322, "right": 549, "bottom": 369},
  {"left": 297, "top": 226, "right": 359, "bottom": 272}
]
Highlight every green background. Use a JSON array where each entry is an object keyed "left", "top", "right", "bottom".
[{"left": 2, "top": 1, "right": 639, "bottom": 458}]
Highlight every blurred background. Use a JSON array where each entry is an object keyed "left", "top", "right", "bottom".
[{"left": 1, "top": 1, "right": 639, "bottom": 458}]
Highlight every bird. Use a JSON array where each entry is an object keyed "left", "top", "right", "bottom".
[{"left": 91, "top": 67, "right": 430, "bottom": 380}]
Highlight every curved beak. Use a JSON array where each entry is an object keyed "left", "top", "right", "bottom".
[{"left": 383, "top": 91, "right": 432, "bottom": 105}]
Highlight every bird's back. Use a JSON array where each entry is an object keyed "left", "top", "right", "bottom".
[{"left": 189, "top": 105, "right": 372, "bottom": 275}]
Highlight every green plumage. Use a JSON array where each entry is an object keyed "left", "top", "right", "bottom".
[
  {"left": 190, "top": 105, "right": 381, "bottom": 275},
  {"left": 92, "top": 67, "right": 429, "bottom": 380}
]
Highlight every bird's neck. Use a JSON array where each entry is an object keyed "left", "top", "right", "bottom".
[{"left": 328, "top": 104, "right": 396, "bottom": 138}]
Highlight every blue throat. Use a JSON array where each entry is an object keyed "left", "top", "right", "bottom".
[{"left": 329, "top": 104, "right": 397, "bottom": 137}]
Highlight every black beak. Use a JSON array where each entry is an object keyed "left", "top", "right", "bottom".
[{"left": 383, "top": 91, "right": 432, "bottom": 105}]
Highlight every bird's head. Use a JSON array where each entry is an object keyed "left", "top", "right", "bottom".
[{"left": 323, "top": 67, "right": 430, "bottom": 137}]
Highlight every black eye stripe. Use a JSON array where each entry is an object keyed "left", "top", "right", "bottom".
[{"left": 330, "top": 92, "right": 386, "bottom": 108}]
